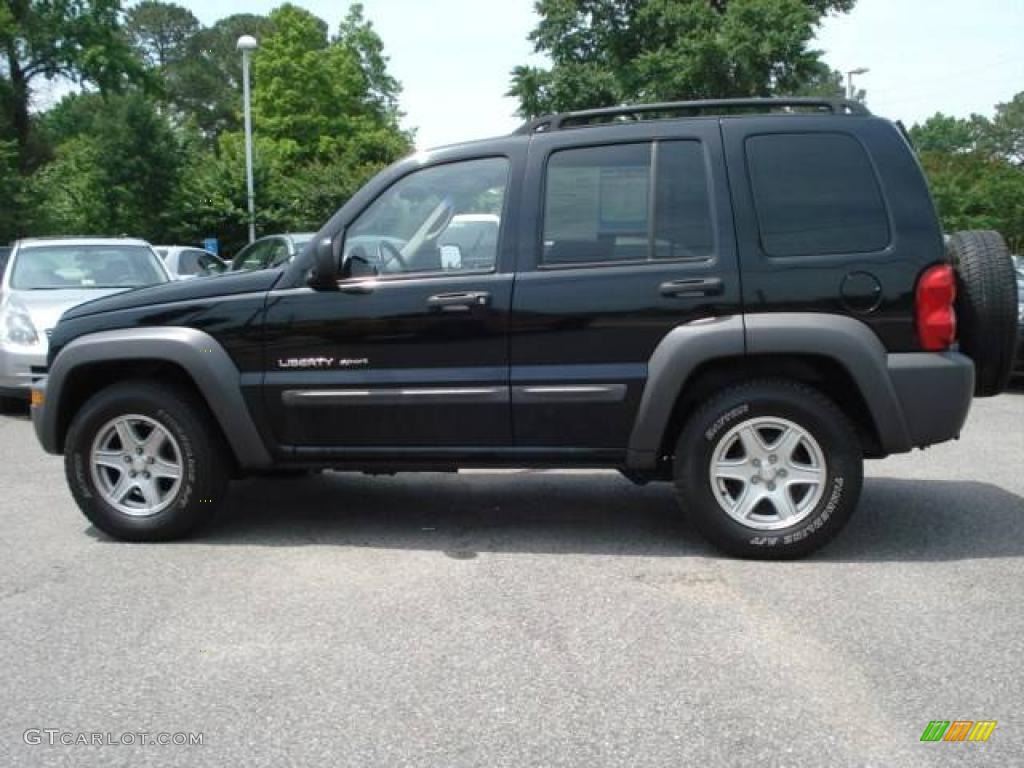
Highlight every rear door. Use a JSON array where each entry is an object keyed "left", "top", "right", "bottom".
[{"left": 510, "top": 120, "right": 741, "bottom": 452}]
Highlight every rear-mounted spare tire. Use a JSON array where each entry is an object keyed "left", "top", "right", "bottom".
[{"left": 947, "top": 230, "right": 1018, "bottom": 397}]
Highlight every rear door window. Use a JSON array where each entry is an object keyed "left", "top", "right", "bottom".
[
  {"left": 745, "top": 133, "right": 890, "bottom": 257},
  {"left": 542, "top": 141, "right": 714, "bottom": 266}
]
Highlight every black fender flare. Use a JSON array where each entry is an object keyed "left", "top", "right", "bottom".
[
  {"left": 625, "top": 313, "right": 914, "bottom": 469},
  {"left": 34, "top": 327, "right": 272, "bottom": 468}
]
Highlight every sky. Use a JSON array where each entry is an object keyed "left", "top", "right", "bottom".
[{"left": 134, "top": 0, "right": 1024, "bottom": 148}]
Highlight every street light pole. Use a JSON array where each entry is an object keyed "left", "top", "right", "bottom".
[
  {"left": 846, "top": 67, "right": 869, "bottom": 101},
  {"left": 237, "top": 35, "right": 259, "bottom": 244}
]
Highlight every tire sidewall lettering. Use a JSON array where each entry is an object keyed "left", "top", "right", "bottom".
[
  {"left": 156, "top": 408, "right": 196, "bottom": 510},
  {"left": 747, "top": 475, "right": 846, "bottom": 547},
  {"left": 704, "top": 403, "right": 749, "bottom": 442}
]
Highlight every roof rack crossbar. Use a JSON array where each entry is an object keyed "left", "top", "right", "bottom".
[{"left": 516, "top": 97, "right": 870, "bottom": 134}]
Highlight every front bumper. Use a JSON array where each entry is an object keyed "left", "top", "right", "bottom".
[
  {"left": 30, "top": 377, "right": 48, "bottom": 450},
  {"left": 0, "top": 343, "right": 46, "bottom": 399},
  {"left": 1015, "top": 329, "right": 1024, "bottom": 374},
  {"left": 887, "top": 351, "right": 974, "bottom": 449}
]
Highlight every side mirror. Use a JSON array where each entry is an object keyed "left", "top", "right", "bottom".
[
  {"left": 341, "top": 252, "right": 378, "bottom": 279},
  {"left": 309, "top": 235, "right": 339, "bottom": 289}
]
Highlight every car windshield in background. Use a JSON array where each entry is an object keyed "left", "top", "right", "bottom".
[{"left": 11, "top": 245, "right": 167, "bottom": 290}]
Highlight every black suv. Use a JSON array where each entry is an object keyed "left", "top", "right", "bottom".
[{"left": 30, "top": 98, "right": 1019, "bottom": 558}]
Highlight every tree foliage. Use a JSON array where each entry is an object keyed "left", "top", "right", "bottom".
[
  {"left": 0, "top": 0, "right": 143, "bottom": 166},
  {"left": 125, "top": 1, "right": 200, "bottom": 72},
  {"left": 0, "top": 1, "right": 411, "bottom": 255},
  {"left": 509, "top": 0, "right": 858, "bottom": 117},
  {"left": 910, "top": 95, "right": 1024, "bottom": 251}
]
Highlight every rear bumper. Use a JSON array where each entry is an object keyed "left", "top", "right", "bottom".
[
  {"left": 1015, "top": 331, "right": 1024, "bottom": 374},
  {"left": 887, "top": 352, "right": 974, "bottom": 449}
]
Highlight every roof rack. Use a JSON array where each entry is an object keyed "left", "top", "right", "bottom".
[{"left": 515, "top": 97, "right": 871, "bottom": 134}]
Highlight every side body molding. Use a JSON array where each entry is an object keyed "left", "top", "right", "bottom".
[
  {"left": 626, "top": 312, "right": 916, "bottom": 471},
  {"left": 627, "top": 316, "right": 745, "bottom": 469},
  {"left": 37, "top": 327, "right": 272, "bottom": 468}
]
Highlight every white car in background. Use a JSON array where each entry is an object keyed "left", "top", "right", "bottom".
[
  {"left": 0, "top": 237, "right": 171, "bottom": 406},
  {"left": 154, "top": 245, "right": 227, "bottom": 280}
]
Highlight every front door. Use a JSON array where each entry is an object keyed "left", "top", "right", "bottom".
[{"left": 261, "top": 156, "right": 515, "bottom": 451}]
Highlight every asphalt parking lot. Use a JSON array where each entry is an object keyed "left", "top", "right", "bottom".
[{"left": 1, "top": 389, "right": 1022, "bottom": 768}]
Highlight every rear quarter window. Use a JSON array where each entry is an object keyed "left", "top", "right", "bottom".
[{"left": 746, "top": 132, "right": 890, "bottom": 258}]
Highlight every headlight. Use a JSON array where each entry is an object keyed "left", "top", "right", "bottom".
[{"left": 0, "top": 298, "right": 40, "bottom": 346}]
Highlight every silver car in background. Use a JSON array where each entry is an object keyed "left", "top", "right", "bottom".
[
  {"left": 154, "top": 245, "right": 227, "bottom": 280},
  {"left": 229, "top": 233, "right": 315, "bottom": 271},
  {"left": 0, "top": 237, "right": 170, "bottom": 404}
]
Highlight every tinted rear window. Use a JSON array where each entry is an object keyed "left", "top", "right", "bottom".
[{"left": 746, "top": 133, "right": 890, "bottom": 257}]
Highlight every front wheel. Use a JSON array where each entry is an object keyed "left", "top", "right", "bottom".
[
  {"left": 64, "top": 380, "right": 229, "bottom": 541},
  {"left": 674, "top": 380, "right": 863, "bottom": 559}
]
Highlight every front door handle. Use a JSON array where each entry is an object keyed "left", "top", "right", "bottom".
[
  {"left": 659, "top": 277, "right": 724, "bottom": 298},
  {"left": 427, "top": 291, "right": 491, "bottom": 311}
]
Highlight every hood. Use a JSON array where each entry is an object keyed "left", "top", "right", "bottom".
[
  {"left": 11, "top": 288, "right": 126, "bottom": 335},
  {"left": 60, "top": 268, "right": 283, "bottom": 321}
]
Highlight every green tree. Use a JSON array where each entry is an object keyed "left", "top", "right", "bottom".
[
  {"left": 909, "top": 113, "right": 978, "bottom": 154},
  {"left": 171, "top": 13, "right": 275, "bottom": 138},
  {"left": 29, "top": 91, "right": 184, "bottom": 238},
  {"left": 164, "top": 4, "right": 409, "bottom": 254},
  {"left": 980, "top": 92, "right": 1024, "bottom": 167},
  {"left": 911, "top": 94, "right": 1024, "bottom": 251},
  {"left": 0, "top": 0, "right": 142, "bottom": 170},
  {"left": 917, "top": 150, "right": 1024, "bottom": 250},
  {"left": 0, "top": 139, "right": 22, "bottom": 237},
  {"left": 125, "top": 0, "right": 199, "bottom": 72},
  {"left": 508, "top": 0, "right": 858, "bottom": 117}
]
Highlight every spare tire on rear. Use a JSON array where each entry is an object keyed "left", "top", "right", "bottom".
[{"left": 947, "top": 230, "right": 1018, "bottom": 397}]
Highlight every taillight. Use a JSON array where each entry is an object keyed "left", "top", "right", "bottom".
[{"left": 916, "top": 264, "right": 957, "bottom": 351}]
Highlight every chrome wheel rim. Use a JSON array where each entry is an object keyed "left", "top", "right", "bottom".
[
  {"left": 709, "top": 416, "right": 827, "bottom": 531},
  {"left": 89, "top": 415, "right": 183, "bottom": 517}
]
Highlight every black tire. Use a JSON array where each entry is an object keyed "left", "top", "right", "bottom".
[
  {"left": 64, "top": 380, "right": 229, "bottom": 541},
  {"left": 673, "top": 379, "right": 863, "bottom": 559},
  {"left": 947, "top": 230, "right": 1018, "bottom": 397}
]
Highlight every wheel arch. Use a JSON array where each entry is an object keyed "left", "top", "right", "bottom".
[
  {"left": 37, "top": 327, "right": 271, "bottom": 469},
  {"left": 626, "top": 313, "right": 913, "bottom": 471}
]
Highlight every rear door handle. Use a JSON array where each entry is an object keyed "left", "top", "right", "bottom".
[
  {"left": 659, "top": 277, "right": 724, "bottom": 298},
  {"left": 427, "top": 291, "right": 491, "bottom": 311}
]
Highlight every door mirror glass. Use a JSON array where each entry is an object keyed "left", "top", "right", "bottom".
[{"left": 340, "top": 251, "right": 378, "bottom": 279}]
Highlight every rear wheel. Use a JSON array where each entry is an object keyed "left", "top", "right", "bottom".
[
  {"left": 64, "top": 380, "right": 229, "bottom": 541},
  {"left": 947, "top": 230, "right": 1018, "bottom": 396},
  {"left": 673, "top": 380, "right": 863, "bottom": 559}
]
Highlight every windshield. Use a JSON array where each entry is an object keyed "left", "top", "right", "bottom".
[{"left": 11, "top": 245, "right": 168, "bottom": 290}]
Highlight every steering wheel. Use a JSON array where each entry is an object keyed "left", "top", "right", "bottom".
[{"left": 377, "top": 240, "right": 409, "bottom": 272}]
